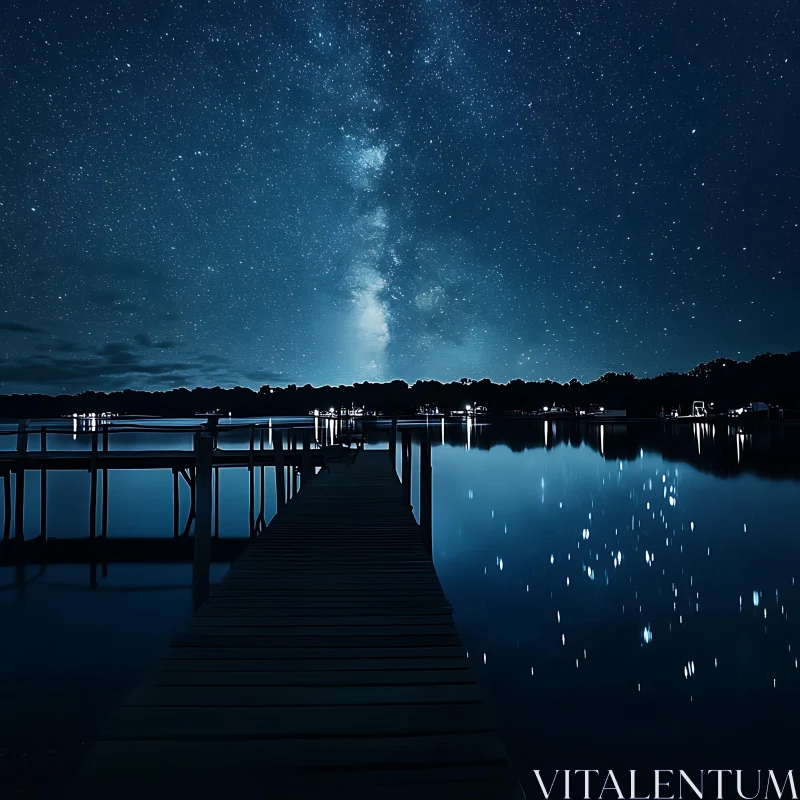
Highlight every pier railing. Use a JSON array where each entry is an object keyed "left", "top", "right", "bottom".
[
  {"left": 0, "top": 418, "right": 432, "bottom": 576},
  {"left": 0, "top": 420, "right": 324, "bottom": 544}
]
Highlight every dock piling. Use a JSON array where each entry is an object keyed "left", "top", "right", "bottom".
[
  {"left": 15, "top": 421, "right": 28, "bottom": 541},
  {"left": 40, "top": 427, "right": 47, "bottom": 542},
  {"left": 248, "top": 426, "right": 255, "bottom": 537},
  {"left": 172, "top": 468, "right": 180, "bottom": 538},
  {"left": 2, "top": 471, "right": 10, "bottom": 541},
  {"left": 214, "top": 466, "right": 220, "bottom": 539},
  {"left": 255, "top": 429, "right": 265, "bottom": 537},
  {"left": 420, "top": 427, "right": 432, "bottom": 555},
  {"left": 101, "top": 426, "right": 109, "bottom": 538},
  {"left": 274, "top": 430, "right": 286, "bottom": 510},
  {"left": 401, "top": 429, "right": 412, "bottom": 507},
  {"left": 301, "top": 429, "right": 312, "bottom": 488},
  {"left": 390, "top": 417, "right": 397, "bottom": 471},
  {"left": 89, "top": 429, "right": 98, "bottom": 539},
  {"left": 192, "top": 432, "right": 213, "bottom": 611}
]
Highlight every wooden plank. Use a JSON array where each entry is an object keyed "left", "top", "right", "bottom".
[
  {"left": 144, "top": 669, "right": 476, "bottom": 686},
  {"left": 150, "top": 658, "right": 473, "bottom": 672},
  {"left": 162, "top": 646, "right": 469, "bottom": 660},
  {"left": 188, "top": 615, "right": 456, "bottom": 625},
  {"left": 104, "top": 702, "right": 495, "bottom": 738},
  {"left": 184, "top": 624, "right": 460, "bottom": 636},
  {"left": 123, "top": 683, "right": 484, "bottom": 706},
  {"left": 170, "top": 634, "right": 464, "bottom": 648}
]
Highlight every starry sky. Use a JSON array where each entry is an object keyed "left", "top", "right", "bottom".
[{"left": 1, "top": 0, "right": 797, "bottom": 393}]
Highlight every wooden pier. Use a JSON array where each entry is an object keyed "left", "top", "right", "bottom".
[{"left": 75, "top": 445, "right": 521, "bottom": 798}]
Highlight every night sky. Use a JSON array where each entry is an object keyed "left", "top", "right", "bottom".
[{"left": 1, "top": 0, "right": 797, "bottom": 393}]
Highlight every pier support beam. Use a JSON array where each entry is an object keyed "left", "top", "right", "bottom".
[
  {"left": 301, "top": 429, "right": 312, "bottom": 489},
  {"left": 401, "top": 429, "right": 412, "bottom": 507},
  {"left": 179, "top": 468, "right": 196, "bottom": 537},
  {"left": 291, "top": 428, "right": 298, "bottom": 497},
  {"left": 172, "top": 468, "right": 180, "bottom": 538},
  {"left": 89, "top": 429, "right": 98, "bottom": 539},
  {"left": 101, "top": 426, "right": 109, "bottom": 538},
  {"left": 248, "top": 426, "right": 255, "bottom": 537},
  {"left": 420, "top": 428, "right": 432, "bottom": 556},
  {"left": 254, "top": 429, "right": 266, "bottom": 537},
  {"left": 214, "top": 466, "right": 220, "bottom": 538},
  {"left": 193, "top": 432, "right": 213, "bottom": 611},
  {"left": 3, "top": 470, "right": 10, "bottom": 542},
  {"left": 40, "top": 427, "right": 47, "bottom": 542},
  {"left": 389, "top": 418, "right": 397, "bottom": 472},
  {"left": 15, "top": 421, "right": 28, "bottom": 541},
  {"left": 274, "top": 431, "right": 286, "bottom": 511}
]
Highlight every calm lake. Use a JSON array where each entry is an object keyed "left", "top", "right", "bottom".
[{"left": 2, "top": 417, "right": 799, "bottom": 796}]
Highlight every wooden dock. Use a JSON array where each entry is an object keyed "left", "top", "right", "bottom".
[
  {"left": 1, "top": 422, "right": 319, "bottom": 544},
  {"left": 76, "top": 448, "right": 521, "bottom": 798}
]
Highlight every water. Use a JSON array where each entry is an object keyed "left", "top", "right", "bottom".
[{"left": 1, "top": 417, "right": 798, "bottom": 794}]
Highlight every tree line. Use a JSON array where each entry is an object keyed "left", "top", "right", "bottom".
[{"left": 1, "top": 351, "right": 798, "bottom": 419}]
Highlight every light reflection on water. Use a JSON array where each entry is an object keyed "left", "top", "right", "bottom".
[
  {"left": 424, "top": 420, "right": 799, "bottom": 776},
  {"left": 1, "top": 417, "right": 799, "bottom": 787}
]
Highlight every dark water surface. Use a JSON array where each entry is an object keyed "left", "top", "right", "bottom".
[{"left": 1, "top": 417, "right": 798, "bottom": 795}]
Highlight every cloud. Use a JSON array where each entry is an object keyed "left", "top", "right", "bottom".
[
  {"left": 55, "top": 339, "right": 88, "bottom": 353},
  {"left": 0, "top": 321, "right": 46, "bottom": 333},
  {"left": 33, "top": 339, "right": 89, "bottom": 353},
  {"left": 196, "top": 354, "right": 230, "bottom": 365},
  {"left": 242, "top": 369, "right": 285, "bottom": 382},
  {"left": 0, "top": 348, "right": 282, "bottom": 391},
  {"left": 0, "top": 355, "right": 194, "bottom": 385},
  {"left": 97, "top": 342, "right": 130, "bottom": 356},
  {"left": 134, "top": 333, "right": 178, "bottom": 349}
]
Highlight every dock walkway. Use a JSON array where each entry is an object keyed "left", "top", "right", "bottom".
[{"left": 77, "top": 449, "right": 521, "bottom": 798}]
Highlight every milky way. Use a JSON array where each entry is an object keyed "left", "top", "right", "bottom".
[{"left": 0, "top": 0, "right": 797, "bottom": 392}]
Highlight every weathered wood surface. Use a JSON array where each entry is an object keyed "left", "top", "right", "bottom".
[{"left": 76, "top": 449, "right": 521, "bottom": 798}]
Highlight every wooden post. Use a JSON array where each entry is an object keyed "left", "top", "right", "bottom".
[
  {"left": 255, "top": 429, "right": 265, "bottom": 538},
  {"left": 193, "top": 432, "right": 213, "bottom": 611},
  {"left": 101, "top": 467, "right": 108, "bottom": 539},
  {"left": 286, "top": 428, "right": 293, "bottom": 500},
  {"left": 172, "top": 468, "right": 180, "bottom": 538},
  {"left": 188, "top": 466, "right": 196, "bottom": 534},
  {"left": 274, "top": 430, "right": 286, "bottom": 511},
  {"left": 89, "top": 429, "right": 98, "bottom": 539},
  {"left": 292, "top": 428, "right": 298, "bottom": 496},
  {"left": 248, "top": 425, "right": 255, "bottom": 537},
  {"left": 420, "top": 428, "right": 432, "bottom": 556},
  {"left": 3, "top": 471, "right": 10, "bottom": 542},
  {"left": 40, "top": 427, "right": 47, "bottom": 542},
  {"left": 101, "top": 424, "right": 109, "bottom": 537},
  {"left": 401, "top": 429, "right": 412, "bottom": 507},
  {"left": 389, "top": 418, "right": 397, "bottom": 472},
  {"left": 214, "top": 466, "right": 220, "bottom": 538},
  {"left": 15, "top": 421, "right": 28, "bottom": 541},
  {"left": 301, "top": 429, "right": 312, "bottom": 489},
  {"left": 100, "top": 423, "right": 109, "bottom": 538}
]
